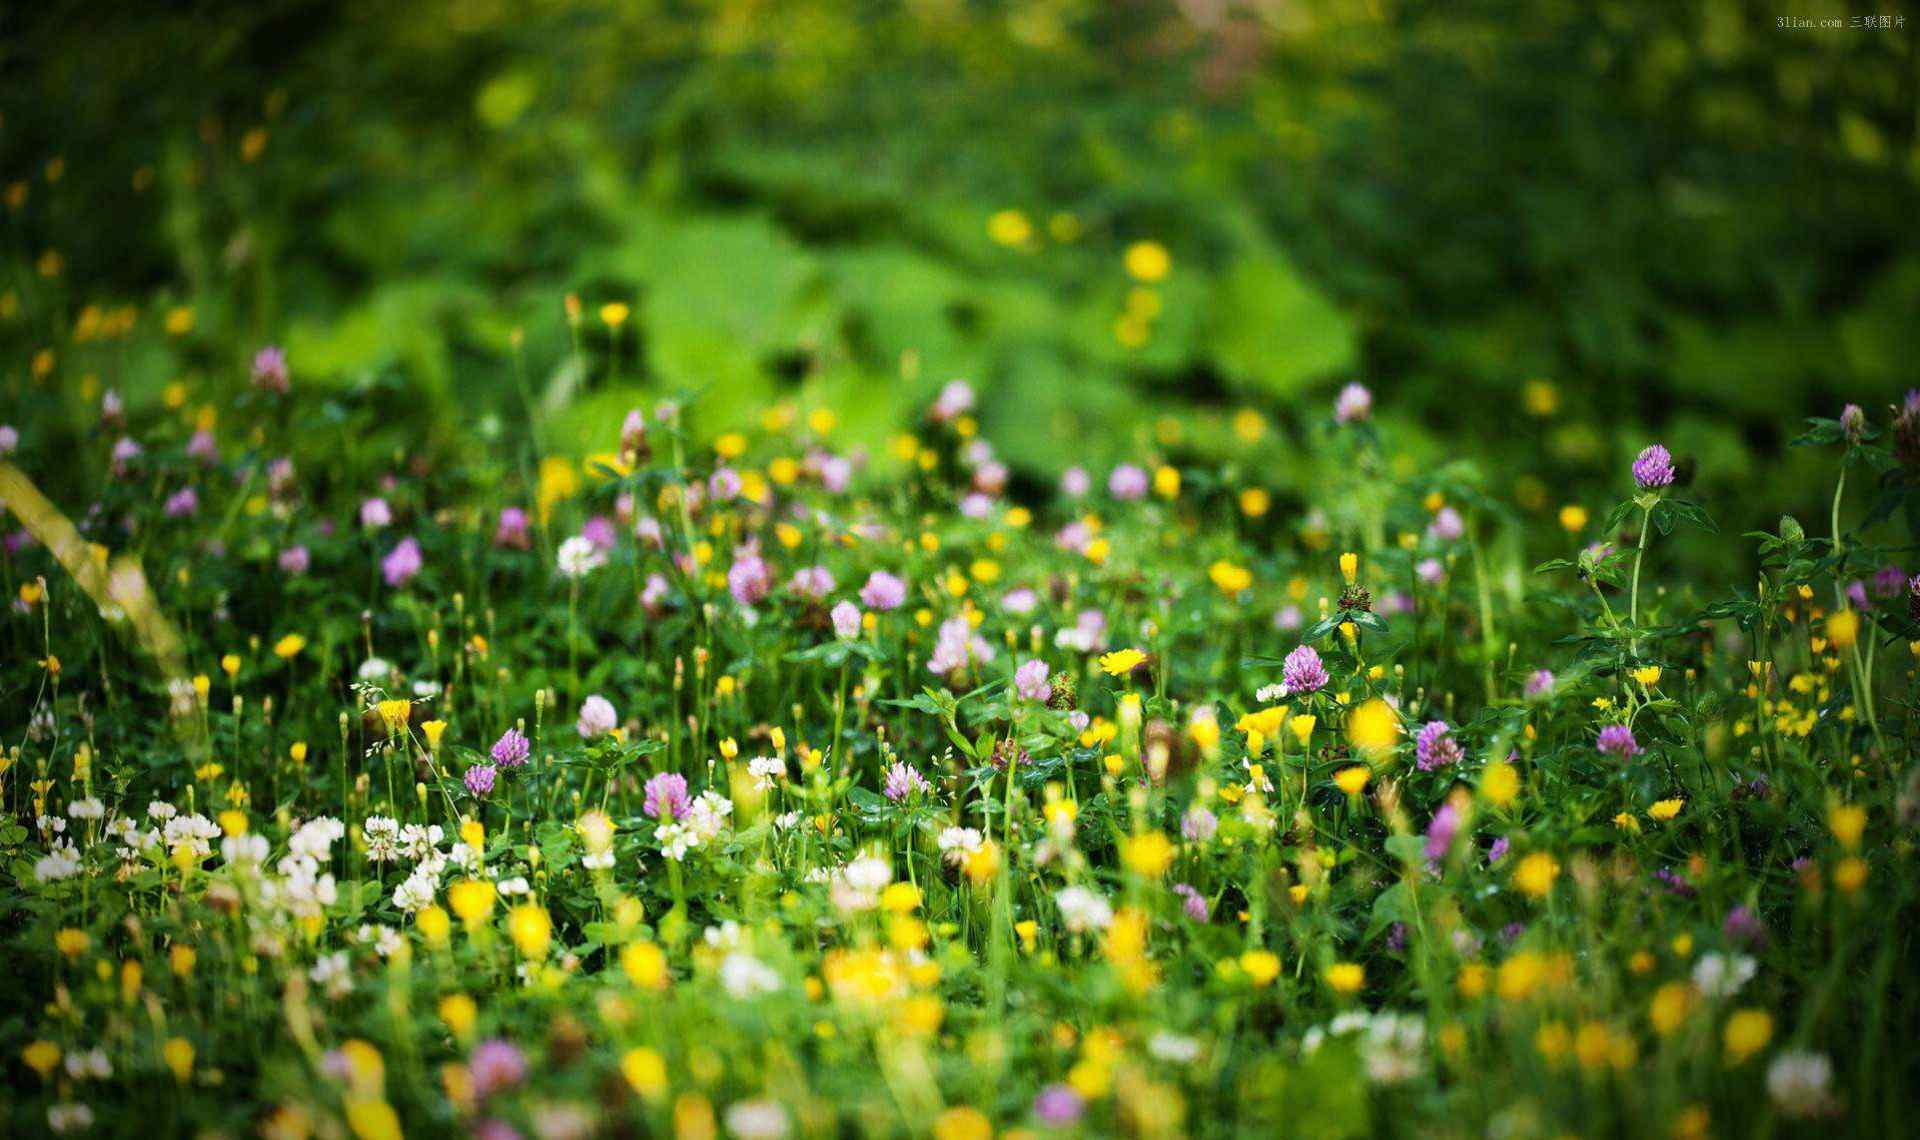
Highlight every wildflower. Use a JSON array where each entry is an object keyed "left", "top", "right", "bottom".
[
  {"left": 490, "top": 728, "right": 530, "bottom": 768},
  {"left": 1334, "top": 382, "right": 1372, "bottom": 424},
  {"left": 448, "top": 879, "right": 497, "bottom": 927},
  {"left": 1015, "top": 659, "right": 1051, "bottom": 701},
  {"left": 1281, "top": 644, "right": 1328, "bottom": 695},
  {"left": 1691, "top": 953, "right": 1756, "bottom": 999},
  {"left": 576, "top": 695, "right": 617, "bottom": 739},
  {"left": 1181, "top": 805, "right": 1218, "bottom": 842},
  {"left": 555, "top": 535, "right": 606, "bottom": 578},
  {"left": 273, "top": 633, "right": 307, "bottom": 658},
  {"left": 1034, "top": 1084, "right": 1085, "bottom": 1126},
  {"left": 829, "top": 600, "right": 862, "bottom": 640},
  {"left": 1427, "top": 506, "right": 1464, "bottom": 542},
  {"left": 1119, "top": 831, "right": 1174, "bottom": 877},
  {"left": 1767, "top": 1051, "right": 1834, "bottom": 1117},
  {"left": 1722, "top": 1009, "right": 1773, "bottom": 1064},
  {"left": 361, "top": 497, "right": 393, "bottom": 529},
  {"left": 1325, "top": 962, "right": 1366, "bottom": 994},
  {"left": 1107, "top": 463, "right": 1149, "bottom": 500},
  {"left": 1839, "top": 403, "right": 1866, "bottom": 442},
  {"left": 1240, "top": 950, "right": 1281, "bottom": 987},
  {"left": 1099, "top": 648, "right": 1147, "bottom": 676},
  {"left": 1335, "top": 766, "right": 1371, "bottom": 795},
  {"left": 507, "top": 904, "right": 551, "bottom": 958},
  {"left": 463, "top": 764, "right": 497, "bottom": 798},
  {"left": 1414, "top": 720, "right": 1463, "bottom": 770},
  {"left": 1825, "top": 608, "right": 1859, "bottom": 649},
  {"left": 251, "top": 345, "right": 290, "bottom": 393},
  {"left": 1055, "top": 886, "right": 1114, "bottom": 933},
  {"left": 1347, "top": 698, "right": 1400, "bottom": 756},
  {"left": 469, "top": 1039, "right": 527, "bottom": 1099},
  {"left": 1632, "top": 444, "right": 1675, "bottom": 489},
  {"left": 1649, "top": 798, "right": 1684, "bottom": 821},
  {"left": 859, "top": 571, "right": 907, "bottom": 611},
  {"left": 1597, "top": 724, "right": 1641, "bottom": 759},
  {"left": 381, "top": 537, "right": 422, "bottom": 588},
  {"left": 1512, "top": 852, "right": 1560, "bottom": 898},
  {"left": 882, "top": 762, "right": 931, "bottom": 802}
]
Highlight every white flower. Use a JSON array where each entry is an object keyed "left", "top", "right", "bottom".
[
  {"left": 393, "top": 868, "right": 438, "bottom": 912},
  {"left": 747, "top": 755, "right": 785, "bottom": 790},
  {"left": 937, "top": 827, "right": 984, "bottom": 867},
  {"left": 147, "top": 801, "right": 178, "bottom": 821},
  {"left": 35, "top": 841, "right": 82, "bottom": 883},
  {"left": 67, "top": 797, "right": 105, "bottom": 820},
  {"left": 724, "top": 1099, "right": 791, "bottom": 1140},
  {"left": 310, "top": 951, "right": 354, "bottom": 998},
  {"left": 1148, "top": 1032, "right": 1203, "bottom": 1064},
  {"left": 1055, "top": 885, "right": 1114, "bottom": 933},
  {"left": 221, "top": 834, "right": 270, "bottom": 867},
  {"left": 163, "top": 813, "right": 222, "bottom": 860},
  {"left": 1766, "top": 1050, "right": 1833, "bottom": 1118},
  {"left": 498, "top": 876, "right": 531, "bottom": 896},
  {"left": 287, "top": 817, "right": 345, "bottom": 860},
  {"left": 64, "top": 1049, "right": 112, "bottom": 1079},
  {"left": 363, "top": 816, "right": 401, "bottom": 862},
  {"left": 48, "top": 1103, "right": 95, "bottom": 1133},
  {"left": 357, "top": 657, "right": 394, "bottom": 682},
  {"left": 1691, "top": 952, "right": 1756, "bottom": 999},
  {"left": 829, "top": 853, "right": 893, "bottom": 913},
  {"left": 557, "top": 535, "right": 608, "bottom": 579},
  {"left": 719, "top": 950, "right": 783, "bottom": 999}
]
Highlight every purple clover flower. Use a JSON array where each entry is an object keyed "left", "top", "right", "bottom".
[
  {"left": 1015, "top": 659, "right": 1052, "bottom": 702},
  {"left": 1632, "top": 444, "right": 1675, "bottom": 489},
  {"left": 1281, "top": 644, "right": 1328, "bottom": 695},
  {"left": 1414, "top": 720, "right": 1463, "bottom": 771},
  {"left": 1597, "top": 723, "right": 1642, "bottom": 759},
  {"left": 859, "top": 571, "right": 907, "bottom": 612},
  {"left": 491, "top": 728, "right": 530, "bottom": 768},
  {"left": 382, "top": 536, "right": 422, "bottom": 588},
  {"left": 644, "top": 772, "right": 691, "bottom": 821},
  {"left": 882, "top": 762, "right": 931, "bottom": 802},
  {"left": 464, "top": 764, "right": 497, "bottom": 798}
]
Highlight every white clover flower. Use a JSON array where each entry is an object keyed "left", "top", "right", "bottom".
[
  {"left": 1766, "top": 1050, "right": 1833, "bottom": 1118},
  {"left": 34, "top": 841, "right": 82, "bottom": 883},
  {"left": 556, "top": 535, "right": 607, "bottom": 579},
  {"left": 1691, "top": 952, "right": 1756, "bottom": 999},
  {"left": 719, "top": 950, "right": 782, "bottom": 1000},
  {"left": 1055, "top": 885, "right": 1114, "bottom": 933},
  {"left": 310, "top": 951, "right": 353, "bottom": 998}
]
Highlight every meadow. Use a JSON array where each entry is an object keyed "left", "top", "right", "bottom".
[{"left": 4, "top": 3, "right": 1920, "bottom": 1138}]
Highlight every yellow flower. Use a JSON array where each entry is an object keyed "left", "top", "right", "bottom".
[
  {"left": 1288, "top": 714, "right": 1317, "bottom": 746},
  {"left": 1339, "top": 551, "right": 1359, "bottom": 584},
  {"left": 621, "top": 1047, "right": 669, "bottom": 1101},
  {"left": 964, "top": 840, "right": 1002, "bottom": 884},
  {"left": 416, "top": 905, "right": 451, "bottom": 946},
  {"left": 218, "top": 809, "right": 248, "bottom": 836},
  {"left": 1833, "top": 856, "right": 1868, "bottom": 894},
  {"left": 447, "top": 879, "right": 496, "bottom": 927},
  {"left": 934, "top": 1106, "right": 994, "bottom": 1140},
  {"left": 21, "top": 1040, "right": 60, "bottom": 1079},
  {"left": 1512, "top": 852, "right": 1561, "bottom": 898},
  {"left": 345, "top": 1098, "right": 402, "bottom": 1140},
  {"left": 1826, "top": 609, "right": 1859, "bottom": 649},
  {"left": 290, "top": 741, "right": 308, "bottom": 764},
  {"left": 507, "top": 904, "right": 552, "bottom": 958},
  {"left": 55, "top": 928, "right": 89, "bottom": 958},
  {"left": 1649, "top": 982, "right": 1692, "bottom": 1035},
  {"left": 1153, "top": 465, "right": 1181, "bottom": 499},
  {"left": 375, "top": 699, "right": 411, "bottom": 735},
  {"left": 1480, "top": 760, "right": 1519, "bottom": 806},
  {"left": 1632, "top": 665, "right": 1662, "bottom": 687},
  {"left": 1559, "top": 505, "right": 1589, "bottom": 532},
  {"left": 439, "top": 993, "right": 478, "bottom": 1040},
  {"left": 1347, "top": 699, "right": 1400, "bottom": 757},
  {"left": 1334, "top": 766, "right": 1371, "bottom": 795},
  {"left": 1099, "top": 648, "right": 1147, "bottom": 676},
  {"left": 1120, "top": 831, "right": 1175, "bottom": 878},
  {"left": 1240, "top": 950, "right": 1281, "bottom": 987},
  {"left": 621, "top": 941, "right": 669, "bottom": 990},
  {"left": 987, "top": 209, "right": 1033, "bottom": 248},
  {"left": 1123, "top": 241, "right": 1171, "bottom": 282},
  {"left": 1239, "top": 487, "right": 1271, "bottom": 517},
  {"left": 1828, "top": 803, "right": 1866, "bottom": 850},
  {"left": 220, "top": 653, "right": 241, "bottom": 678},
  {"left": 420, "top": 720, "right": 447, "bottom": 752},
  {"left": 1208, "top": 561, "right": 1252, "bottom": 594},
  {"left": 1648, "top": 798, "right": 1684, "bottom": 821},
  {"left": 272, "top": 634, "right": 306, "bottom": 659},
  {"left": 1324, "top": 962, "right": 1366, "bottom": 994},
  {"left": 1722, "top": 1008, "right": 1773, "bottom": 1064},
  {"left": 162, "top": 1037, "right": 195, "bottom": 1083}
]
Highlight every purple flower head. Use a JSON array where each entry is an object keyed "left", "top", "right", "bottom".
[
  {"left": 1281, "top": 644, "right": 1328, "bottom": 695},
  {"left": 1173, "top": 882, "right": 1211, "bottom": 922},
  {"left": 1723, "top": 904, "right": 1768, "bottom": 948},
  {"left": 1424, "top": 800, "right": 1463, "bottom": 862},
  {"left": 959, "top": 492, "right": 992, "bottom": 518},
  {"left": 468, "top": 1039, "right": 527, "bottom": 1099},
  {"left": 1524, "top": 669, "right": 1556, "bottom": 698},
  {"left": 1871, "top": 565, "right": 1905, "bottom": 598},
  {"left": 1034, "top": 1084, "right": 1085, "bottom": 1127},
  {"left": 278, "top": 545, "right": 310, "bottom": 576},
  {"left": 1107, "top": 463, "right": 1149, "bottom": 501},
  {"left": 1840, "top": 403, "right": 1866, "bottom": 442},
  {"left": 1415, "top": 720, "right": 1463, "bottom": 771},
  {"left": 1632, "top": 444, "right": 1675, "bottom": 489},
  {"left": 1655, "top": 867, "right": 1696, "bottom": 897},
  {"left": 576, "top": 695, "right": 617, "bottom": 739},
  {"left": 1015, "top": 659, "right": 1052, "bottom": 702},
  {"left": 1001, "top": 587, "right": 1038, "bottom": 615},
  {"left": 932, "top": 379, "right": 975, "bottom": 422},
  {"left": 1273, "top": 604, "right": 1303, "bottom": 631},
  {"left": 1427, "top": 507, "right": 1464, "bottom": 543},
  {"left": 789, "top": 565, "right": 835, "bottom": 600},
  {"left": 1415, "top": 557, "right": 1445, "bottom": 585},
  {"left": 859, "top": 570, "right": 907, "bottom": 612},
  {"left": 495, "top": 507, "right": 530, "bottom": 549},
  {"left": 709, "top": 466, "right": 742, "bottom": 502},
  {"left": 727, "top": 551, "right": 770, "bottom": 607},
  {"left": 831, "top": 600, "right": 863, "bottom": 640},
  {"left": 580, "top": 515, "right": 618, "bottom": 552},
  {"left": 164, "top": 487, "right": 199, "bottom": 518},
  {"left": 1334, "top": 382, "right": 1373, "bottom": 424},
  {"left": 619, "top": 409, "right": 647, "bottom": 459},
  {"left": 1181, "top": 805, "right": 1218, "bottom": 843},
  {"left": 251, "top": 346, "right": 290, "bottom": 394},
  {"left": 1488, "top": 837, "right": 1511, "bottom": 865},
  {"left": 187, "top": 430, "right": 217, "bottom": 462},
  {"left": 0, "top": 425, "right": 17, "bottom": 455},
  {"left": 382, "top": 536, "right": 423, "bottom": 588},
  {"left": 1597, "top": 723, "right": 1642, "bottom": 759},
  {"left": 1847, "top": 580, "right": 1870, "bottom": 611},
  {"left": 361, "top": 497, "right": 393, "bottom": 529},
  {"left": 643, "top": 772, "right": 691, "bottom": 821},
  {"left": 111, "top": 436, "right": 142, "bottom": 473},
  {"left": 1059, "top": 467, "right": 1090, "bottom": 498},
  {"left": 464, "top": 764, "right": 497, "bottom": 798},
  {"left": 883, "top": 762, "right": 931, "bottom": 802},
  {"left": 491, "top": 728, "right": 530, "bottom": 768}
]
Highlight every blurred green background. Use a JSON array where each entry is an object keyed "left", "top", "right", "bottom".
[{"left": 3, "top": 0, "right": 1916, "bottom": 534}]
